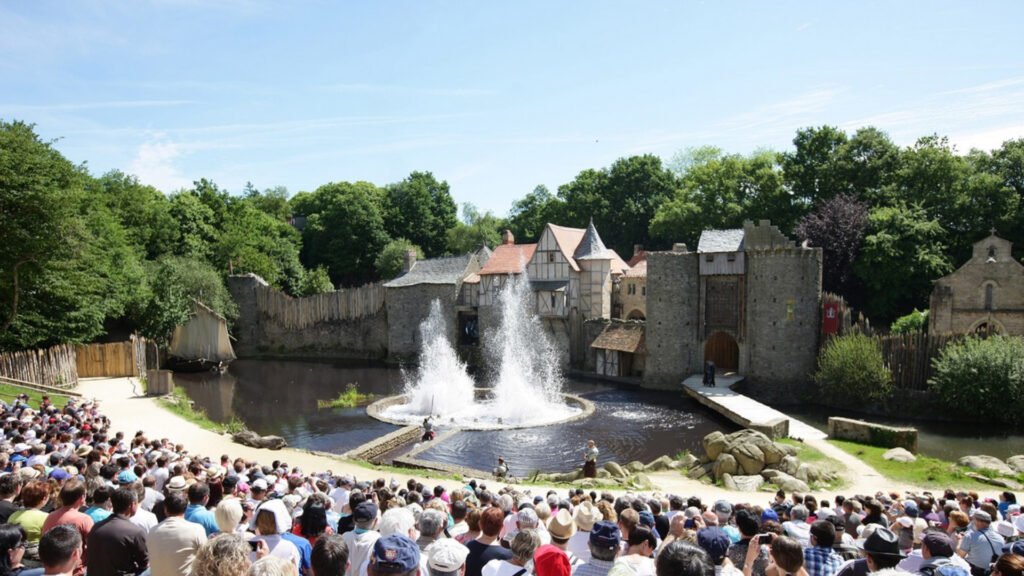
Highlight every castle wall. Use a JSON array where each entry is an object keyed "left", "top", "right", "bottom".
[
  {"left": 744, "top": 247, "right": 822, "bottom": 401},
  {"left": 385, "top": 284, "right": 460, "bottom": 363},
  {"left": 643, "top": 251, "right": 700, "bottom": 389},
  {"left": 227, "top": 275, "right": 388, "bottom": 359}
]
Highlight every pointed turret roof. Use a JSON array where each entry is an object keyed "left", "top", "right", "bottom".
[
  {"left": 475, "top": 241, "right": 493, "bottom": 266},
  {"left": 573, "top": 218, "right": 612, "bottom": 260}
]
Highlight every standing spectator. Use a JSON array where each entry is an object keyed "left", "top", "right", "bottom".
[
  {"left": 804, "top": 521, "right": 843, "bottom": 576},
  {"left": 147, "top": 491, "right": 208, "bottom": 576},
  {"left": 87, "top": 487, "right": 149, "bottom": 576}
]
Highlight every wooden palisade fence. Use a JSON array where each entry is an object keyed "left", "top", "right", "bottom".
[
  {"left": 254, "top": 282, "right": 386, "bottom": 331},
  {"left": 876, "top": 332, "right": 960, "bottom": 392},
  {"left": 0, "top": 344, "right": 79, "bottom": 388},
  {"left": 75, "top": 335, "right": 150, "bottom": 379}
]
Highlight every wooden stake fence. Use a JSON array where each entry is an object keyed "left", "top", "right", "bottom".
[
  {"left": 254, "top": 282, "right": 385, "bottom": 330},
  {"left": 0, "top": 344, "right": 78, "bottom": 388}
]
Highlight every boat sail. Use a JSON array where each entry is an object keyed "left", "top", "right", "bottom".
[{"left": 167, "top": 300, "right": 236, "bottom": 372}]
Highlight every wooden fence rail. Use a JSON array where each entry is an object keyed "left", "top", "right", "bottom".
[
  {"left": 254, "top": 282, "right": 386, "bottom": 331},
  {"left": 75, "top": 336, "right": 151, "bottom": 378},
  {"left": 0, "top": 344, "right": 78, "bottom": 388}
]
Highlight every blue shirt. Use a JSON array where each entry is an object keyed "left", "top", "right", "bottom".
[
  {"left": 281, "top": 531, "right": 312, "bottom": 575},
  {"left": 185, "top": 504, "right": 220, "bottom": 536},
  {"left": 804, "top": 545, "right": 843, "bottom": 576}
]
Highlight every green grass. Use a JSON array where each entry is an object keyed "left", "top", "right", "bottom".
[
  {"left": 0, "top": 382, "right": 74, "bottom": 407},
  {"left": 157, "top": 387, "right": 246, "bottom": 434},
  {"left": 829, "top": 439, "right": 995, "bottom": 489},
  {"left": 317, "top": 383, "right": 373, "bottom": 409}
]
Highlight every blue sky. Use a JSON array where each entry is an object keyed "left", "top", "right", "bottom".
[{"left": 2, "top": 1, "right": 1023, "bottom": 216}]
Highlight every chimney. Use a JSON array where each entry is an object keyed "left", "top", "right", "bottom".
[
  {"left": 633, "top": 244, "right": 643, "bottom": 257},
  {"left": 501, "top": 230, "right": 515, "bottom": 245},
  {"left": 403, "top": 249, "right": 417, "bottom": 272}
]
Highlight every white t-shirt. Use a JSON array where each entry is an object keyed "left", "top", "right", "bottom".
[
  {"left": 482, "top": 559, "right": 531, "bottom": 576},
  {"left": 252, "top": 534, "right": 300, "bottom": 567},
  {"left": 329, "top": 487, "right": 350, "bottom": 513}
]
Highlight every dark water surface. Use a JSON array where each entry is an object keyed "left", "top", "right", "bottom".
[{"left": 173, "top": 359, "right": 737, "bottom": 474}]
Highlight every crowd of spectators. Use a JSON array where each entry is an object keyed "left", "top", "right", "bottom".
[{"left": 0, "top": 393, "right": 1022, "bottom": 576}]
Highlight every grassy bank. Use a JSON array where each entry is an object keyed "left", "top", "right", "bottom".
[
  {"left": 157, "top": 387, "right": 245, "bottom": 435},
  {"left": 829, "top": 440, "right": 1000, "bottom": 490},
  {"left": 0, "top": 382, "right": 74, "bottom": 407},
  {"left": 317, "top": 383, "right": 374, "bottom": 409}
]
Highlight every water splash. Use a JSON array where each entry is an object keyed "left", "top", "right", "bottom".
[{"left": 380, "top": 276, "right": 579, "bottom": 429}]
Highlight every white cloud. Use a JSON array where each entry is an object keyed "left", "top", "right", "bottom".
[
  {"left": 948, "top": 124, "right": 1024, "bottom": 152},
  {"left": 127, "top": 139, "right": 191, "bottom": 193}
]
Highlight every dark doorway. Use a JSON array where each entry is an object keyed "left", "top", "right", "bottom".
[{"left": 704, "top": 331, "right": 739, "bottom": 372}]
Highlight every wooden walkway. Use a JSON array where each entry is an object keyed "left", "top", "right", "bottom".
[{"left": 682, "top": 374, "right": 826, "bottom": 440}]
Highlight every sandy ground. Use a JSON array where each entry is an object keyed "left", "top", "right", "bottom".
[{"left": 75, "top": 376, "right": 995, "bottom": 502}]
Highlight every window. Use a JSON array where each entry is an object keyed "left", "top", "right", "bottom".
[
  {"left": 705, "top": 253, "right": 714, "bottom": 262},
  {"left": 989, "top": 246, "right": 997, "bottom": 259},
  {"left": 642, "top": 286, "right": 646, "bottom": 296},
  {"left": 551, "top": 294, "right": 556, "bottom": 309},
  {"left": 727, "top": 252, "right": 736, "bottom": 262},
  {"left": 985, "top": 284, "right": 994, "bottom": 310},
  {"left": 548, "top": 252, "right": 555, "bottom": 262}
]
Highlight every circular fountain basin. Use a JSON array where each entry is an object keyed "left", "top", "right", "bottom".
[{"left": 368, "top": 389, "right": 595, "bottom": 430}]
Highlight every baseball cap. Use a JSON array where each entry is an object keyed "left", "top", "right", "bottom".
[
  {"left": 117, "top": 470, "right": 138, "bottom": 484},
  {"left": 589, "top": 521, "right": 620, "bottom": 549},
  {"left": 921, "top": 532, "right": 955, "bottom": 558},
  {"left": 697, "top": 527, "right": 731, "bottom": 564},
  {"left": 427, "top": 539, "right": 469, "bottom": 573},
  {"left": 354, "top": 501, "right": 379, "bottom": 523},
  {"left": 371, "top": 534, "right": 420, "bottom": 573},
  {"left": 1002, "top": 540, "right": 1024, "bottom": 556}
]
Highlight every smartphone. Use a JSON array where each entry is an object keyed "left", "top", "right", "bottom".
[
  {"left": 758, "top": 534, "right": 772, "bottom": 544},
  {"left": 249, "top": 541, "right": 260, "bottom": 552},
  {"left": 684, "top": 519, "right": 695, "bottom": 529}
]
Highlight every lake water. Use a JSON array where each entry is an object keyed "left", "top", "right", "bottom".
[{"left": 172, "top": 359, "right": 737, "bottom": 475}]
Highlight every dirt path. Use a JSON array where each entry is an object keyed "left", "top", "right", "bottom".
[{"left": 75, "top": 376, "right": 989, "bottom": 501}]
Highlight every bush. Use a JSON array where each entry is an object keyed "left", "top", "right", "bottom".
[
  {"left": 929, "top": 335, "right": 1024, "bottom": 425},
  {"left": 375, "top": 238, "right": 424, "bottom": 280},
  {"left": 814, "top": 333, "right": 893, "bottom": 407},
  {"left": 890, "top": 309, "right": 928, "bottom": 334}
]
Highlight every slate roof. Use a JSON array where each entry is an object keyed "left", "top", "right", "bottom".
[
  {"left": 697, "top": 229, "right": 745, "bottom": 253},
  {"left": 591, "top": 323, "right": 646, "bottom": 354},
  {"left": 475, "top": 243, "right": 493, "bottom": 267},
  {"left": 530, "top": 280, "right": 569, "bottom": 292},
  {"left": 573, "top": 219, "right": 613, "bottom": 261},
  {"left": 478, "top": 243, "right": 538, "bottom": 275},
  {"left": 383, "top": 254, "right": 474, "bottom": 288}
]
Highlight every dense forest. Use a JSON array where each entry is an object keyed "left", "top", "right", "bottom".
[{"left": 2, "top": 119, "right": 1023, "bottom": 351}]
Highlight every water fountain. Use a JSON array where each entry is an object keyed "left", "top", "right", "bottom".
[{"left": 376, "top": 274, "right": 586, "bottom": 429}]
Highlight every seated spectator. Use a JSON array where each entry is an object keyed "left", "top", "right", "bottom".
[
  {"left": 311, "top": 533, "right": 350, "bottom": 576},
  {"left": 193, "top": 534, "right": 255, "bottom": 576},
  {"left": 766, "top": 536, "right": 808, "bottom": 576},
  {"left": 38, "top": 524, "right": 82, "bottom": 576},
  {"left": 483, "top": 530, "right": 540, "bottom": 576},
  {"left": 804, "top": 520, "right": 843, "bottom": 576},
  {"left": 658, "top": 541, "right": 714, "bottom": 576}
]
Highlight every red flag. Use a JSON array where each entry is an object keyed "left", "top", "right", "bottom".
[{"left": 823, "top": 301, "right": 840, "bottom": 334}]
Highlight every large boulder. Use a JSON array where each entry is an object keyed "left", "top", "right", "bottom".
[
  {"left": 677, "top": 453, "right": 699, "bottom": 469},
  {"left": 713, "top": 454, "right": 739, "bottom": 479},
  {"left": 605, "top": 461, "right": 629, "bottom": 478},
  {"left": 703, "top": 432, "right": 728, "bottom": 461},
  {"left": 958, "top": 455, "right": 1015, "bottom": 476},
  {"left": 1007, "top": 455, "right": 1024, "bottom": 474},
  {"left": 883, "top": 447, "right": 917, "bottom": 463},
  {"left": 689, "top": 462, "right": 713, "bottom": 480},
  {"left": 731, "top": 443, "right": 767, "bottom": 475},
  {"left": 778, "top": 455, "right": 800, "bottom": 476},
  {"left": 761, "top": 470, "right": 809, "bottom": 493},
  {"left": 632, "top": 473, "right": 654, "bottom": 490},
  {"left": 233, "top": 430, "right": 287, "bottom": 450},
  {"left": 732, "top": 475, "right": 766, "bottom": 492},
  {"left": 626, "top": 461, "right": 646, "bottom": 473},
  {"left": 795, "top": 463, "right": 821, "bottom": 484},
  {"left": 645, "top": 455, "right": 676, "bottom": 472}
]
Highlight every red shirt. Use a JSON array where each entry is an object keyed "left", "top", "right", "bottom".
[{"left": 43, "top": 506, "right": 94, "bottom": 575}]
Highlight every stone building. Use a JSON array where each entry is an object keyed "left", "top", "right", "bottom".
[
  {"left": 929, "top": 232, "right": 1024, "bottom": 335},
  {"left": 383, "top": 253, "right": 480, "bottom": 362},
  {"left": 616, "top": 248, "right": 648, "bottom": 320},
  {"left": 644, "top": 220, "right": 822, "bottom": 398}
]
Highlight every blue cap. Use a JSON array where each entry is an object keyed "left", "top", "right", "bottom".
[
  {"left": 638, "top": 510, "right": 655, "bottom": 528},
  {"left": 1003, "top": 540, "right": 1024, "bottom": 556},
  {"left": 761, "top": 508, "right": 779, "bottom": 523},
  {"left": 697, "top": 527, "right": 731, "bottom": 564},
  {"left": 589, "top": 521, "right": 621, "bottom": 549},
  {"left": 49, "top": 468, "right": 71, "bottom": 481},
  {"left": 117, "top": 470, "right": 138, "bottom": 484},
  {"left": 371, "top": 534, "right": 420, "bottom": 573}
]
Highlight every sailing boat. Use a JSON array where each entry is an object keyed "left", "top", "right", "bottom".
[{"left": 166, "top": 300, "right": 237, "bottom": 372}]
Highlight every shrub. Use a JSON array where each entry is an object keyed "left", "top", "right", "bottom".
[
  {"left": 890, "top": 309, "right": 928, "bottom": 334},
  {"left": 814, "top": 333, "right": 892, "bottom": 407},
  {"left": 929, "top": 335, "right": 1024, "bottom": 425}
]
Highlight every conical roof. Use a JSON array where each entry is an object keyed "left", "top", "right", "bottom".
[
  {"left": 475, "top": 241, "right": 493, "bottom": 266},
  {"left": 573, "top": 218, "right": 612, "bottom": 260}
]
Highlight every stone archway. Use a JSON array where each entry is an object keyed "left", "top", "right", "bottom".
[
  {"left": 626, "top": 309, "right": 646, "bottom": 321},
  {"left": 704, "top": 331, "right": 739, "bottom": 372}
]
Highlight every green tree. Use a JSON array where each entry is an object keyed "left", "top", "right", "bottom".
[
  {"left": 382, "top": 171, "right": 457, "bottom": 257},
  {"left": 890, "top": 309, "right": 929, "bottom": 334},
  {"left": 301, "top": 181, "right": 390, "bottom": 286},
  {"left": 375, "top": 238, "right": 424, "bottom": 280},
  {"left": 854, "top": 204, "right": 952, "bottom": 321},
  {"left": 559, "top": 155, "right": 677, "bottom": 256},
  {"left": 244, "top": 183, "right": 292, "bottom": 221},
  {"left": 508, "top": 185, "right": 563, "bottom": 242},
  {"left": 89, "top": 171, "right": 178, "bottom": 259},
  {"left": 782, "top": 125, "right": 849, "bottom": 205},
  {"left": 136, "top": 256, "right": 238, "bottom": 345},
  {"left": 446, "top": 203, "right": 507, "bottom": 254},
  {"left": 168, "top": 191, "right": 219, "bottom": 261},
  {"left": 837, "top": 127, "right": 901, "bottom": 205},
  {"left": 298, "top": 266, "right": 334, "bottom": 296},
  {"left": 930, "top": 335, "right": 1024, "bottom": 425},
  {"left": 0, "top": 121, "right": 89, "bottom": 348},
  {"left": 214, "top": 202, "right": 305, "bottom": 294},
  {"left": 814, "top": 333, "right": 893, "bottom": 408}
]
